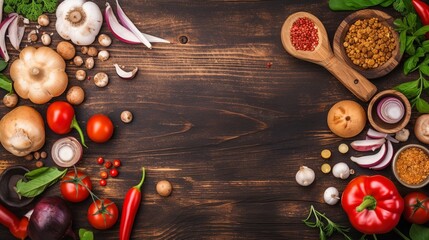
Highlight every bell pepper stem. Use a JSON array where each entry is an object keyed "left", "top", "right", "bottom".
[
  {"left": 133, "top": 167, "right": 146, "bottom": 191},
  {"left": 356, "top": 196, "right": 377, "bottom": 212},
  {"left": 70, "top": 116, "right": 87, "bottom": 148}
]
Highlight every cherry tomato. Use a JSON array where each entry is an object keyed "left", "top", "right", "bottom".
[
  {"left": 86, "top": 114, "right": 114, "bottom": 143},
  {"left": 87, "top": 198, "right": 118, "bottom": 230},
  {"left": 97, "top": 157, "right": 104, "bottom": 165},
  {"left": 113, "top": 159, "right": 121, "bottom": 167},
  {"left": 104, "top": 161, "right": 112, "bottom": 169},
  {"left": 403, "top": 192, "right": 429, "bottom": 224},
  {"left": 47, "top": 101, "right": 86, "bottom": 147},
  {"left": 110, "top": 168, "right": 119, "bottom": 177},
  {"left": 100, "top": 171, "right": 108, "bottom": 179},
  {"left": 99, "top": 179, "right": 107, "bottom": 186},
  {"left": 60, "top": 170, "right": 92, "bottom": 203}
]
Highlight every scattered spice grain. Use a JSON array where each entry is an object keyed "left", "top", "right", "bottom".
[{"left": 395, "top": 147, "right": 429, "bottom": 185}]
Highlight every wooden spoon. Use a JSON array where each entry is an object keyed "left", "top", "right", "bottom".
[{"left": 281, "top": 12, "right": 377, "bottom": 102}]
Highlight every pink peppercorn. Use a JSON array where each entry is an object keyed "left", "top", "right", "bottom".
[{"left": 290, "top": 17, "right": 319, "bottom": 51}]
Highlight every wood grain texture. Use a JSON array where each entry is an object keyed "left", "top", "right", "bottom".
[{"left": 0, "top": 1, "right": 424, "bottom": 239}]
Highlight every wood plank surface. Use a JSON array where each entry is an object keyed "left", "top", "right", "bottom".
[{"left": 0, "top": 0, "right": 425, "bottom": 239}]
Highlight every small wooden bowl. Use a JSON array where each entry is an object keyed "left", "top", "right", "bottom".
[
  {"left": 0, "top": 166, "right": 34, "bottom": 208},
  {"left": 392, "top": 144, "right": 429, "bottom": 188},
  {"left": 333, "top": 9, "right": 402, "bottom": 79},
  {"left": 367, "top": 90, "right": 411, "bottom": 133}
]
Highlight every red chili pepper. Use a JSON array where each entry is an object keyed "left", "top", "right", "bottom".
[
  {"left": 341, "top": 175, "right": 404, "bottom": 234},
  {"left": 46, "top": 101, "right": 87, "bottom": 147},
  {"left": 413, "top": 0, "right": 429, "bottom": 39},
  {"left": 0, "top": 204, "right": 28, "bottom": 239},
  {"left": 119, "top": 167, "right": 145, "bottom": 240}
]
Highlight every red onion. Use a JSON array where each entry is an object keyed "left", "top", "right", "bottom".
[
  {"left": 7, "top": 14, "right": 26, "bottom": 50},
  {"left": 104, "top": 2, "right": 169, "bottom": 44},
  {"left": 115, "top": 0, "right": 152, "bottom": 48},
  {"left": 0, "top": 14, "right": 18, "bottom": 62},
  {"left": 376, "top": 97, "right": 405, "bottom": 124},
  {"left": 28, "top": 196, "right": 76, "bottom": 240}
]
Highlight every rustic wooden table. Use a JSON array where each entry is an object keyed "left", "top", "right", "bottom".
[{"left": 0, "top": 0, "right": 427, "bottom": 239}]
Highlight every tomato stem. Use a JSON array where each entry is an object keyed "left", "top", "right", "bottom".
[
  {"left": 70, "top": 116, "right": 87, "bottom": 148},
  {"left": 133, "top": 167, "right": 146, "bottom": 191}
]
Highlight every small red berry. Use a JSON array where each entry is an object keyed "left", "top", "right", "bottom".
[
  {"left": 99, "top": 179, "right": 107, "bottom": 186},
  {"left": 113, "top": 159, "right": 121, "bottom": 168},
  {"left": 97, "top": 157, "right": 104, "bottom": 165},
  {"left": 100, "top": 171, "right": 108, "bottom": 179},
  {"left": 110, "top": 168, "right": 119, "bottom": 178},
  {"left": 104, "top": 161, "right": 112, "bottom": 169}
]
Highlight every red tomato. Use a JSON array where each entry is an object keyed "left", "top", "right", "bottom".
[
  {"left": 403, "top": 192, "right": 429, "bottom": 224},
  {"left": 99, "top": 179, "right": 107, "bottom": 186},
  {"left": 97, "top": 157, "right": 104, "bottom": 165},
  {"left": 104, "top": 161, "right": 112, "bottom": 169},
  {"left": 47, "top": 101, "right": 75, "bottom": 134},
  {"left": 113, "top": 159, "right": 121, "bottom": 167},
  {"left": 86, "top": 114, "right": 114, "bottom": 143},
  {"left": 60, "top": 170, "right": 92, "bottom": 203},
  {"left": 87, "top": 199, "right": 118, "bottom": 230},
  {"left": 109, "top": 168, "right": 119, "bottom": 177},
  {"left": 100, "top": 171, "right": 108, "bottom": 179}
]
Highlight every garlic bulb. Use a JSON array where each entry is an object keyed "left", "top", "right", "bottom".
[
  {"left": 323, "top": 187, "right": 340, "bottom": 205},
  {"left": 332, "top": 162, "right": 350, "bottom": 179},
  {"left": 295, "top": 166, "right": 315, "bottom": 186},
  {"left": 55, "top": 0, "right": 103, "bottom": 45}
]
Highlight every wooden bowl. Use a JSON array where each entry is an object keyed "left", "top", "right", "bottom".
[
  {"left": 392, "top": 144, "right": 429, "bottom": 188},
  {"left": 333, "top": 9, "right": 402, "bottom": 79},
  {"left": 0, "top": 166, "right": 34, "bottom": 208},
  {"left": 367, "top": 90, "right": 411, "bottom": 134}
]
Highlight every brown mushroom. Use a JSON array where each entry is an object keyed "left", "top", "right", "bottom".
[{"left": 415, "top": 114, "right": 429, "bottom": 144}]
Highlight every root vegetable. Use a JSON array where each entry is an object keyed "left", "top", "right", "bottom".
[
  {"left": 327, "top": 100, "right": 366, "bottom": 138},
  {"left": 56, "top": 41, "right": 75, "bottom": 60},
  {"left": 55, "top": 0, "right": 103, "bottom": 45},
  {"left": 350, "top": 138, "right": 385, "bottom": 152},
  {"left": 369, "top": 140, "right": 394, "bottom": 170},
  {"left": 66, "top": 86, "right": 85, "bottom": 105},
  {"left": 10, "top": 46, "right": 68, "bottom": 104},
  {"left": 0, "top": 106, "right": 45, "bottom": 156},
  {"left": 296, "top": 166, "right": 315, "bottom": 186},
  {"left": 350, "top": 144, "right": 387, "bottom": 168}
]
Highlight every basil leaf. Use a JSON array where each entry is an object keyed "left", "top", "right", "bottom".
[
  {"left": 0, "top": 60, "right": 7, "bottom": 72},
  {"left": 407, "top": 13, "right": 417, "bottom": 30},
  {"left": 16, "top": 167, "right": 67, "bottom": 198},
  {"left": 23, "top": 166, "right": 50, "bottom": 179},
  {"left": 0, "top": 74, "right": 12, "bottom": 93},
  {"left": 416, "top": 98, "right": 429, "bottom": 113},
  {"left": 400, "top": 30, "right": 407, "bottom": 54},
  {"left": 404, "top": 56, "right": 419, "bottom": 74},
  {"left": 79, "top": 229, "right": 94, "bottom": 240},
  {"left": 410, "top": 224, "right": 429, "bottom": 240},
  {"left": 414, "top": 25, "right": 429, "bottom": 37},
  {"left": 420, "top": 65, "right": 429, "bottom": 77},
  {"left": 394, "top": 79, "right": 420, "bottom": 99}
]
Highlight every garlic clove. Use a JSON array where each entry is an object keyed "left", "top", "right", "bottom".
[
  {"left": 323, "top": 187, "right": 340, "bottom": 205},
  {"left": 114, "top": 63, "right": 138, "bottom": 79},
  {"left": 296, "top": 166, "right": 315, "bottom": 186}
]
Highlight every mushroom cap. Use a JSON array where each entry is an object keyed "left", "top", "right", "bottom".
[
  {"left": 0, "top": 106, "right": 45, "bottom": 156},
  {"left": 10, "top": 46, "right": 68, "bottom": 104}
]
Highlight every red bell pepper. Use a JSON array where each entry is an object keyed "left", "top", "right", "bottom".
[
  {"left": 413, "top": 0, "right": 429, "bottom": 39},
  {"left": 341, "top": 175, "right": 404, "bottom": 234},
  {"left": 0, "top": 204, "right": 28, "bottom": 239},
  {"left": 119, "top": 167, "right": 145, "bottom": 240}
]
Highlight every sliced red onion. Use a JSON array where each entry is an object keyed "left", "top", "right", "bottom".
[
  {"left": 0, "top": 14, "right": 18, "bottom": 62},
  {"left": 350, "top": 138, "right": 385, "bottom": 152},
  {"left": 115, "top": 0, "right": 152, "bottom": 49},
  {"left": 350, "top": 143, "right": 387, "bottom": 168},
  {"left": 369, "top": 140, "right": 394, "bottom": 170},
  {"left": 366, "top": 128, "right": 399, "bottom": 143},
  {"left": 377, "top": 97, "right": 405, "bottom": 124},
  {"left": 105, "top": 2, "right": 170, "bottom": 44},
  {"left": 7, "top": 14, "right": 26, "bottom": 50}
]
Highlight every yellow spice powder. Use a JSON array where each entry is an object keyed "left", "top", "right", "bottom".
[{"left": 395, "top": 147, "right": 429, "bottom": 185}]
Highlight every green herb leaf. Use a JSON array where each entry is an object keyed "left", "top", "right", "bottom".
[
  {"left": 15, "top": 167, "right": 67, "bottom": 198},
  {"left": 416, "top": 98, "right": 429, "bottom": 113},
  {"left": 400, "top": 30, "right": 408, "bottom": 54},
  {"left": 394, "top": 78, "right": 420, "bottom": 99},
  {"left": 0, "top": 74, "right": 12, "bottom": 93},
  {"left": 410, "top": 224, "right": 429, "bottom": 240},
  {"left": 420, "top": 65, "right": 429, "bottom": 77},
  {"left": 79, "top": 228, "right": 94, "bottom": 240},
  {"left": 0, "top": 60, "right": 7, "bottom": 72},
  {"left": 414, "top": 25, "right": 429, "bottom": 37}
]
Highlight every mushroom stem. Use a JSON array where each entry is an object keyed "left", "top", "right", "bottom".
[{"left": 67, "top": 8, "right": 86, "bottom": 25}]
